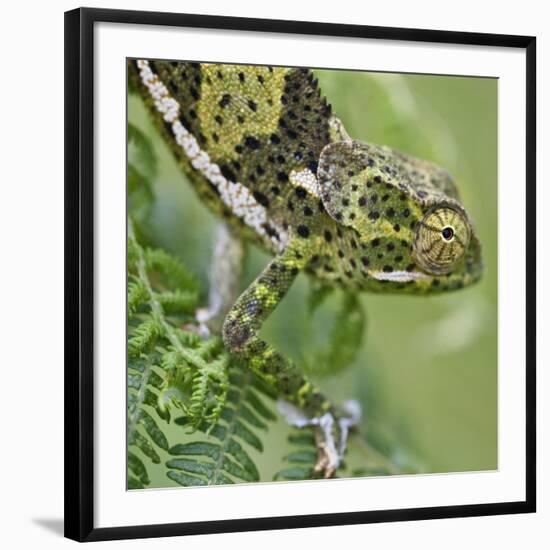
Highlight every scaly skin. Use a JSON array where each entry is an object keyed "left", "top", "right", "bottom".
[{"left": 128, "top": 59, "right": 483, "bottom": 477}]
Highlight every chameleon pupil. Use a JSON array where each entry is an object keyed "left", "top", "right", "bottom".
[{"left": 442, "top": 226, "right": 454, "bottom": 241}]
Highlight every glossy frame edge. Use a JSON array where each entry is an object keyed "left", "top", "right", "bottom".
[{"left": 64, "top": 6, "right": 537, "bottom": 542}]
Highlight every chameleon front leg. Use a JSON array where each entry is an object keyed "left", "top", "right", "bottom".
[{"left": 222, "top": 237, "right": 358, "bottom": 477}]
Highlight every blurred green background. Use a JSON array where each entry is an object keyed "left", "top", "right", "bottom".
[{"left": 128, "top": 67, "right": 497, "bottom": 487}]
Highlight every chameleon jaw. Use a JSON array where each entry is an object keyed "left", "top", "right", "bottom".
[{"left": 277, "top": 400, "right": 362, "bottom": 478}]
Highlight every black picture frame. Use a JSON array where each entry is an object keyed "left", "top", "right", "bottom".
[{"left": 65, "top": 7, "right": 537, "bottom": 542}]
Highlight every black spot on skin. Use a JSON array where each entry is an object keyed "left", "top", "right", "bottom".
[
  {"left": 215, "top": 115, "right": 223, "bottom": 125},
  {"left": 297, "top": 225, "right": 310, "bottom": 238},
  {"left": 338, "top": 250, "right": 344, "bottom": 259},
  {"left": 253, "top": 191, "right": 270, "bottom": 208},
  {"left": 247, "top": 99, "right": 257, "bottom": 111},
  {"left": 382, "top": 194, "right": 390, "bottom": 202},
  {"left": 276, "top": 155, "right": 285, "bottom": 164},
  {"left": 307, "top": 160, "right": 318, "bottom": 173},
  {"left": 342, "top": 198, "right": 350, "bottom": 207},
  {"left": 287, "top": 129, "right": 298, "bottom": 139},
  {"left": 257, "top": 74, "right": 264, "bottom": 84},
  {"left": 349, "top": 213, "right": 356, "bottom": 220},
  {"left": 417, "top": 191, "right": 428, "bottom": 198},
  {"left": 400, "top": 193, "right": 407, "bottom": 201},
  {"left": 387, "top": 208, "right": 396, "bottom": 217},
  {"left": 368, "top": 211, "right": 380, "bottom": 221},
  {"left": 234, "top": 145, "right": 243, "bottom": 154},
  {"left": 395, "top": 255, "right": 403, "bottom": 262},
  {"left": 277, "top": 171, "right": 289, "bottom": 183},
  {"left": 350, "top": 259, "right": 357, "bottom": 268},
  {"left": 406, "top": 263, "right": 415, "bottom": 271},
  {"left": 383, "top": 265, "right": 393, "bottom": 273},
  {"left": 432, "top": 279, "right": 441, "bottom": 286},
  {"left": 367, "top": 158, "right": 375, "bottom": 167},
  {"left": 290, "top": 267, "right": 299, "bottom": 276},
  {"left": 361, "top": 256, "right": 370, "bottom": 266},
  {"left": 264, "top": 224, "right": 279, "bottom": 239},
  {"left": 345, "top": 270, "right": 353, "bottom": 278},
  {"left": 216, "top": 70, "right": 223, "bottom": 79},
  {"left": 270, "top": 134, "right": 280, "bottom": 144},
  {"left": 294, "top": 151, "right": 303, "bottom": 160},
  {"left": 374, "top": 176, "right": 382, "bottom": 183},
  {"left": 351, "top": 184, "right": 358, "bottom": 191},
  {"left": 256, "top": 165, "right": 265, "bottom": 176},
  {"left": 270, "top": 186, "right": 280, "bottom": 195},
  {"left": 387, "top": 243, "right": 395, "bottom": 251},
  {"left": 219, "top": 94, "right": 231, "bottom": 108},
  {"left": 334, "top": 212, "right": 343, "bottom": 221},
  {"left": 371, "top": 238, "right": 380, "bottom": 247},
  {"left": 324, "top": 230, "right": 333, "bottom": 242},
  {"left": 220, "top": 164, "right": 236, "bottom": 181},
  {"left": 303, "top": 206, "right": 313, "bottom": 216},
  {"left": 244, "top": 136, "right": 261, "bottom": 150},
  {"left": 358, "top": 196, "right": 367, "bottom": 207},
  {"left": 212, "top": 133, "right": 219, "bottom": 143},
  {"left": 393, "top": 224, "right": 401, "bottom": 232},
  {"left": 377, "top": 253, "right": 384, "bottom": 259},
  {"left": 351, "top": 239, "right": 358, "bottom": 249},
  {"left": 287, "top": 200, "right": 294, "bottom": 212},
  {"left": 237, "top": 115, "right": 245, "bottom": 124},
  {"left": 190, "top": 87, "right": 199, "bottom": 100},
  {"left": 238, "top": 72, "right": 245, "bottom": 82},
  {"left": 370, "top": 193, "right": 378, "bottom": 203},
  {"left": 294, "top": 187, "right": 307, "bottom": 199},
  {"left": 403, "top": 208, "right": 410, "bottom": 217}
]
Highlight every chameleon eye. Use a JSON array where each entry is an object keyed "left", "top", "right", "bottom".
[{"left": 413, "top": 205, "right": 470, "bottom": 275}]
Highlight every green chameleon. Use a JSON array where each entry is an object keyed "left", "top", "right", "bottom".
[{"left": 129, "top": 59, "right": 483, "bottom": 478}]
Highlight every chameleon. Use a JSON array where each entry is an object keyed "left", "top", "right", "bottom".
[{"left": 128, "top": 59, "right": 483, "bottom": 478}]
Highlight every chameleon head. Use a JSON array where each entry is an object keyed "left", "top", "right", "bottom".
[{"left": 318, "top": 140, "right": 483, "bottom": 293}]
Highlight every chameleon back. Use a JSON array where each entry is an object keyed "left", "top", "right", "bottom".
[{"left": 129, "top": 60, "right": 337, "bottom": 254}]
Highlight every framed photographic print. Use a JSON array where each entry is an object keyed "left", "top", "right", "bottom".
[{"left": 65, "top": 7, "right": 536, "bottom": 542}]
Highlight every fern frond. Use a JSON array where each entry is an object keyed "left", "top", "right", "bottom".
[
  {"left": 274, "top": 430, "right": 316, "bottom": 481},
  {"left": 167, "top": 369, "right": 275, "bottom": 486}
]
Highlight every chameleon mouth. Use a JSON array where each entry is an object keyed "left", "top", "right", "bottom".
[{"left": 369, "top": 270, "right": 432, "bottom": 283}]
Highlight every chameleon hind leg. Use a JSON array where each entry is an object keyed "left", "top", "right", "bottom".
[
  {"left": 196, "top": 223, "right": 245, "bottom": 336},
  {"left": 222, "top": 237, "right": 359, "bottom": 477}
]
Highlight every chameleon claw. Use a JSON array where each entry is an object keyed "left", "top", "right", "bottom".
[{"left": 277, "top": 399, "right": 362, "bottom": 478}]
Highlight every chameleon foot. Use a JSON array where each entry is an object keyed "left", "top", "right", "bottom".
[{"left": 278, "top": 400, "right": 362, "bottom": 478}]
